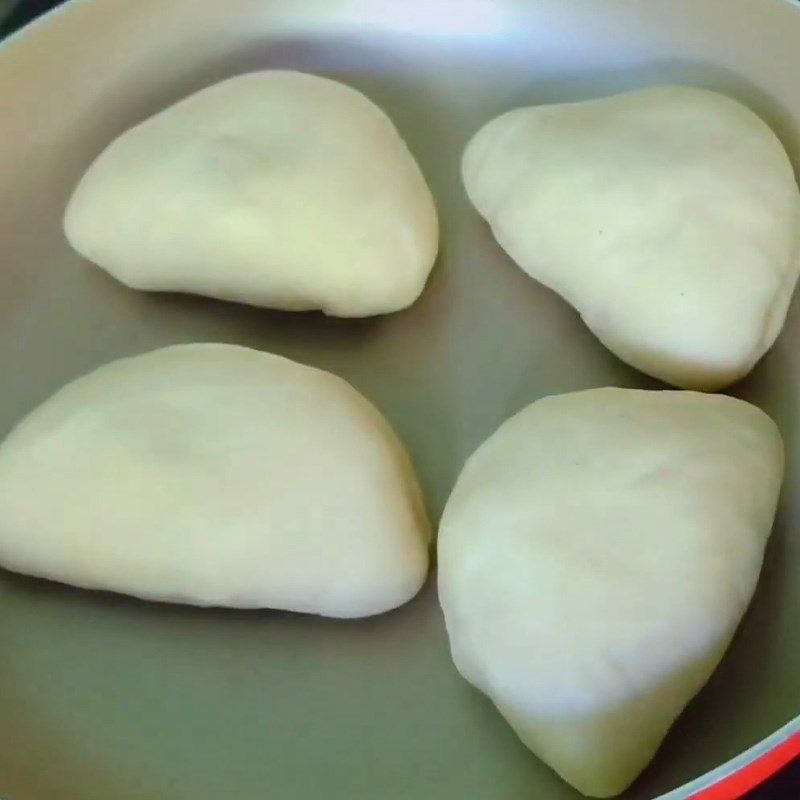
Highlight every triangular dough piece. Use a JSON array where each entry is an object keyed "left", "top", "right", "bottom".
[
  {"left": 463, "top": 86, "right": 800, "bottom": 390},
  {"left": 0, "top": 344, "right": 430, "bottom": 617},
  {"left": 438, "top": 388, "right": 783, "bottom": 796},
  {"left": 65, "top": 71, "right": 438, "bottom": 317}
]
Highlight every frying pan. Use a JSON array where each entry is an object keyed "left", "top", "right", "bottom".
[{"left": 1, "top": 1, "right": 800, "bottom": 798}]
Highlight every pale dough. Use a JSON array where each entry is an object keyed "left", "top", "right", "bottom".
[
  {"left": 65, "top": 71, "right": 439, "bottom": 317},
  {"left": 438, "top": 388, "right": 783, "bottom": 796},
  {"left": 0, "top": 344, "right": 431, "bottom": 617},
  {"left": 463, "top": 86, "right": 800, "bottom": 390}
]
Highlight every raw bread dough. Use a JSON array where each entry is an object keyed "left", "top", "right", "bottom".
[
  {"left": 463, "top": 86, "right": 800, "bottom": 390},
  {"left": 64, "top": 71, "right": 438, "bottom": 317},
  {"left": 0, "top": 344, "right": 430, "bottom": 617},
  {"left": 438, "top": 388, "right": 783, "bottom": 797}
]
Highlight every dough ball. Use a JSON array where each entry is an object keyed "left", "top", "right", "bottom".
[
  {"left": 438, "top": 388, "right": 783, "bottom": 796},
  {"left": 463, "top": 86, "right": 800, "bottom": 390},
  {"left": 0, "top": 344, "right": 430, "bottom": 617},
  {"left": 64, "top": 71, "right": 439, "bottom": 317}
]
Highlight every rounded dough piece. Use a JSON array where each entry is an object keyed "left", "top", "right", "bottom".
[
  {"left": 463, "top": 85, "right": 800, "bottom": 390},
  {"left": 64, "top": 71, "right": 439, "bottom": 317},
  {"left": 438, "top": 388, "right": 783, "bottom": 797},
  {"left": 0, "top": 344, "right": 430, "bottom": 617}
]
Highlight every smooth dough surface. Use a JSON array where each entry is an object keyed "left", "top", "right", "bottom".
[
  {"left": 64, "top": 71, "right": 439, "bottom": 317},
  {"left": 438, "top": 388, "right": 783, "bottom": 797},
  {"left": 0, "top": 344, "right": 430, "bottom": 617},
  {"left": 463, "top": 86, "right": 800, "bottom": 390}
]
